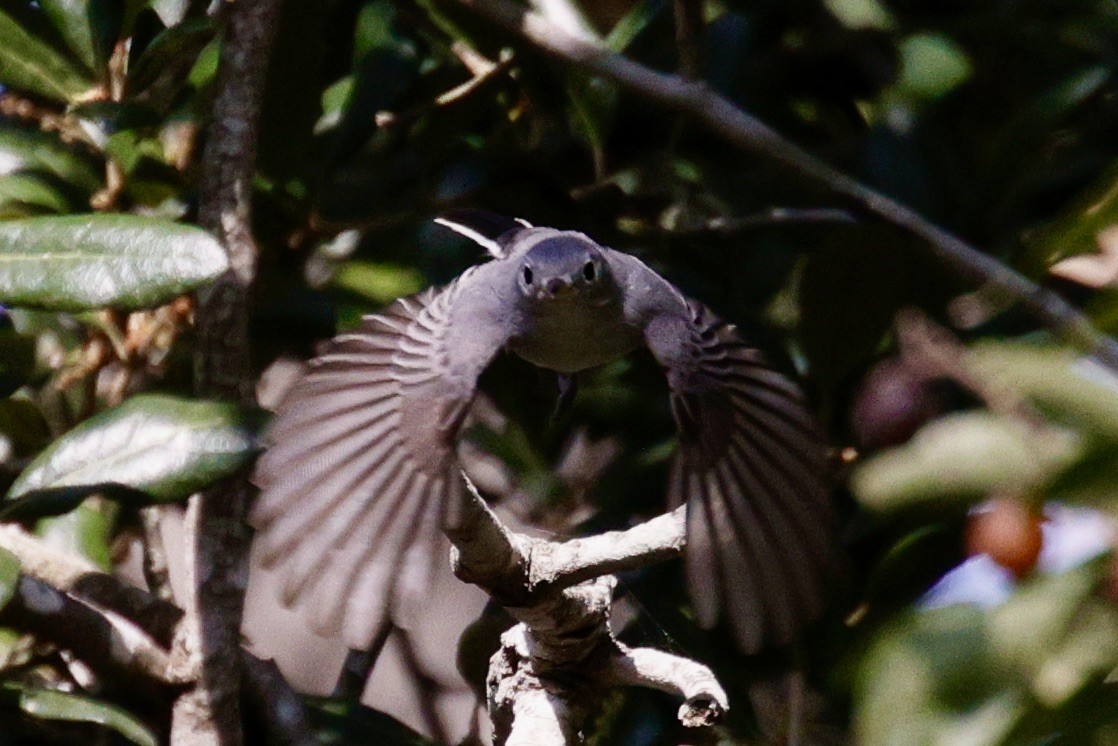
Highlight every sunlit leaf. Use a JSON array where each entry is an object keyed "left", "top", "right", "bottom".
[
  {"left": 967, "top": 345, "right": 1118, "bottom": 442},
  {"left": 7, "top": 394, "right": 262, "bottom": 511},
  {"left": 151, "top": 0, "right": 194, "bottom": 27},
  {"left": 851, "top": 411, "right": 1081, "bottom": 511},
  {"left": 0, "top": 214, "right": 228, "bottom": 311},
  {"left": 0, "top": 8, "right": 93, "bottom": 102},
  {"left": 333, "top": 261, "right": 424, "bottom": 305}
]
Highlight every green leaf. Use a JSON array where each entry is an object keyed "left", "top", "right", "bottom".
[
  {"left": 38, "top": 0, "right": 100, "bottom": 72},
  {"left": 603, "top": 0, "right": 664, "bottom": 52},
  {"left": 0, "top": 7, "right": 93, "bottom": 102},
  {"left": 967, "top": 345, "right": 1118, "bottom": 442},
  {"left": 989, "top": 558, "right": 1118, "bottom": 707},
  {"left": 823, "top": 0, "right": 894, "bottom": 30},
  {"left": 0, "top": 174, "right": 72, "bottom": 215},
  {"left": 0, "top": 126, "right": 102, "bottom": 192},
  {"left": 7, "top": 395, "right": 262, "bottom": 511},
  {"left": 851, "top": 411, "right": 1081, "bottom": 511},
  {"left": 12, "top": 685, "right": 157, "bottom": 746},
  {"left": 896, "top": 33, "right": 972, "bottom": 101},
  {"left": 35, "top": 497, "right": 115, "bottom": 569},
  {"left": 565, "top": 72, "right": 617, "bottom": 176},
  {"left": 1025, "top": 160, "right": 1118, "bottom": 273},
  {"left": 0, "top": 547, "right": 20, "bottom": 612},
  {"left": 332, "top": 261, "right": 424, "bottom": 305},
  {"left": 126, "top": 18, "right": 215, "bottom": 103},
  {"left": 0, "top": 214, "right": 228, "bottom": 311},
  {"left": 855, "top": 559, "right": 1118, "bottom": 745}
]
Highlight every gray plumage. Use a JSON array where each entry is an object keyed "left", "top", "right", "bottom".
[{"left": 250, "top": 211, "right": 836, "bottom": 653}]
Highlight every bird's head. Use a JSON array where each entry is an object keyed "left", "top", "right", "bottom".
[{"left": 517, "top": 234, "right": 613, "bottom": 303}]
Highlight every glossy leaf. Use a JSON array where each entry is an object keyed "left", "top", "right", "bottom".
[
  {"left": 13, "top": 685, "right": 157, "bottom": 746},
  {"left": 0, "top": 214, "right": 228, "bottom": 311},
  {"left": 7, "top": 394, "right": 262, "bottom": 510},
  {"left": 0, "top": 8, "right": 92, "bottom": 102}
]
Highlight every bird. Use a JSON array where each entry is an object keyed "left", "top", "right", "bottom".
[{"left": 249, "top": 210, "right": 837, "bottom": 654}]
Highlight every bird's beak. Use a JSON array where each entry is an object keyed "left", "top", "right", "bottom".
[{"left": 539, "top": 276, "right": 576, "bottom": 298}]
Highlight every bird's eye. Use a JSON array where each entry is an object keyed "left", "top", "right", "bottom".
[
  {"left": 583, "top": 261, "right": 596, "bottom": 281},
  {"left": 522, "top": 266, "right": 533, "bottom": 285}
]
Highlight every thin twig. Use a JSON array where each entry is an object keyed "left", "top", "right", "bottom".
[
  {"left": 451, "top": 0, "right": 1118, "bottom": 371},
  {"left": 375, "top": 48, "right": 516, "bottom": 130},
  {"left": 657, "top": 207, "right": 859, "bottom": 236}
]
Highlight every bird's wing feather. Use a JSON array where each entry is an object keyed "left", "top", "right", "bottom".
[
  {"left": 250, "top": 270, "right": 510, "bottom": 649},
  {"left": 644, "top": 298, "right": 836, "bottom": 653}
]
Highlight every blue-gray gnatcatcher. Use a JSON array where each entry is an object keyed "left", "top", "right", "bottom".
[{"left": 250, "top": 210, "right": 836, "bottom": 653}]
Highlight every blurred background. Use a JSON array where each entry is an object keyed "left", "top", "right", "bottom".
[{"left": 2, "top": 0, "right": 1118, "bottom": 742}]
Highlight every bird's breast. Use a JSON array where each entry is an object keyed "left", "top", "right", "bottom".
[{"left": 508, "top": 301, "right": 642, "bottom": 374}]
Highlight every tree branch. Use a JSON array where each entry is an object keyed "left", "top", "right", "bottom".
[
  {"left": 0, "top": 574, "right": 193, "bottom": 686},
  {"left": 448, "top": 476, "right": 720, "bottom": 744},
  {"left": 0, "top": 524, "right": 183, "bottom": 645},
  {"left": 176, "top": 0, "right": 283, "bottom": 742},
  {"left": 0, "top": 522, "right": 316, "bottom": 743},
  {"left": 451, "top": 0, "right": 1118, "bottom": 372},
  {"left": 526, "top": 506, "right": 685, "bottom": 590},
  {"left": 604, "top": 644, "right": 727, "bottom": 727}
]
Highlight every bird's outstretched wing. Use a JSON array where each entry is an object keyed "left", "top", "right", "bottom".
[
  {"left": 250, "top": 270, "right": 511, "bottom": 649},
  {"left": 644, "top": 299, "right": 836, "bottom": 653}
]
